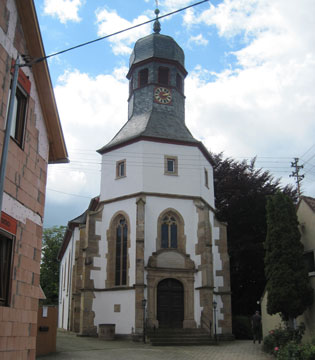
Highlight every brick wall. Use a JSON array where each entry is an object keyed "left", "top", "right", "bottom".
[{"left": 0, "top": 1, "right": 50, "bottom": 359}]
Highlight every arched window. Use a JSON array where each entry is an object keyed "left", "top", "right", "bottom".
[
  {"left": 157, "top": 209, "right": 186, "bottom": 253},
  {"left": 115, "top": 217, "right": 128, "bottom": 285},
  {"left": 138, "top": 68, "right": 148, "bottom": 87},
  {"left": 161, "top": 213, "right": 178, "bottom": 249},
  {"left": 106, "top": 213, "right": 130, "bottom": 288},
  {"left": 158, "top": 67, "right": 169, "bottom": 85}
]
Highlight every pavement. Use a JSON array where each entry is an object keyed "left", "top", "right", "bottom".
[{"left": 37, "top": 331, "right": 273, "bottom": 360}]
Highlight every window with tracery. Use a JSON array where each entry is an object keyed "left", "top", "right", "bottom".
[
  {"left": 115, "top": 217, "right": 128, "bottom": 285},
  {"left": 161, "top": 214, "right": 178, "bottom": 249}
]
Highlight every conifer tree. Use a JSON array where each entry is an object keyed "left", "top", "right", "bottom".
[
  {"left": 264, "top": 192, "right": 313, "bottom": 323},
  {"left": 211, "top": 152, "right": 296, "bottom": 315}
]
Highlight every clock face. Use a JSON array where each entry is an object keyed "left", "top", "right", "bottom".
[{"left": 154, "top": 87, "right": 172, "bottom": 104}]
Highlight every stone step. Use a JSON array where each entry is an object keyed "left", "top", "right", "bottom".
[{"left": 147, "top": 328, "right": 217, "bottom": 346}]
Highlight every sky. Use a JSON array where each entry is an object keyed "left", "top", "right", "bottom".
[{"left": 32, "top": 0, "right": 315, "bottom": 228}]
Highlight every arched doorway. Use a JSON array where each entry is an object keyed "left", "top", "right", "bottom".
[{"left": 157, "top": 278, "right": 184, "bottom": 328}]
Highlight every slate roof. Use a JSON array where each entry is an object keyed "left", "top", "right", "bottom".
[
  {"left": 302, "top": 196, "right": 315, "bottom": 212},
  {"left": 129, "top": 33, "right": 185, "bottom": 69},
  {"left": 97, "top": 32, "right": 206, "bottom": 158},
  {"left": 58, "top": 196, "right": 99, "bottom": 260},
  {"left": 97, "top": 110, "right": 199, "bottom": 154}
]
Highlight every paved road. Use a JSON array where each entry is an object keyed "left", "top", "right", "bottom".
[{"left": 37, "top": 331, "right": 272, "bottom": 360}]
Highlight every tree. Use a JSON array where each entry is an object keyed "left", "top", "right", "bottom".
[
  {"left": 264, "top": 192, "right": 313, "bottom": 323},
  {"left": 211, "top": 153, "right": 297, "bottom": 316},
  {"left": 40, "top": 226, "right": 66, "bottom": 304}
]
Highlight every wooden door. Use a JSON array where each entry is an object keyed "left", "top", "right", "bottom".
[{"left": 157, "top": 278, "right": 184, "bottom": 328}]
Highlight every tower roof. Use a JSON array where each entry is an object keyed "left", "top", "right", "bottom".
[
  {"left": 97, "top": 110, "right": 199, "bottom": 154},
  {"left": 98, "top": 31, "right": 213, "bottom": 164},
  {"left": 129, "top": 33, "right": 185, "bottom": 69}
]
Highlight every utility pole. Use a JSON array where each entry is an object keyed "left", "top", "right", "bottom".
[{"left": 289, "top": 157, "right": 304, "bottom": 198}]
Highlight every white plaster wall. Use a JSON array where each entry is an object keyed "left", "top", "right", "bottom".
[
  {"left": 212, "top": 294, "right": 223, "bottom": 335},
  {"left": 100, "top": 142, "right": 144, "bottom": 201},
  {"left": 58, "top": 235, "right": 72, "bottom": 329},
  {"left": 100, "top": 141, "right": 214, "bottom": 208},
  {"left": 298, "top": 200, "right": 315, "bottom": 251},
  {"left": 93, "top": 290, "right": 135, "bottom": 334},
  {"left": 58, "top": 227, "right": 79, "bottom": 329},
  {"left": 2, "top": 192, "right": 42, "bottom": 225}
]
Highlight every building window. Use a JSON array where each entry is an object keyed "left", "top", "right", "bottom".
[
  {"left": 0, "top": 232, "right": 14, "bottom": 307},
  {"left": 106, "top": 212, "right": 130, "bottom": 288},
  {"left": 115, "top": 217, "right": 128, "bottom": 286},
  {"left": 116, "top": 160, "right": 126, "bottom": 179},
  {"left": 204, "top": 168, "right": 209, "bottom": 188},
  {"left": 303, "top": 251, "right": 315, "bottom": 273},
  {"left": 157, "top": 209, "right": 185, "bottom": 252},
  {"left": 138, "top": 68, "right": 148, "bottom": 87},
  {"left": 158, "top": 67, "right": 169, "bottom": 85},
  {"left": 164, "top": 155, "right": 178, "bottom": 175},
  {"left": 161, "top": 214, "right": 178, "bottom": 249},
  {"left": 176, "top": 73, "right": 183, "bottom": 92},
  {"left": 7, "top": 86, "right": 27, "bottom": 147}
]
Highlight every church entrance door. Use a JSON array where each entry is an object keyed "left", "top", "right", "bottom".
[{"left": 157, "top": 278, "right": 184, "bottom": 328}]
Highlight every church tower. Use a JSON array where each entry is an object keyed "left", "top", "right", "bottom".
[{"left": 58, "top": 9, "right": 232, "bottom": 341}]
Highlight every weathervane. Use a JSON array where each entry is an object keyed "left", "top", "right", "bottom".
[{"left": 153, "top": 0, "right": 161, "bottom": 33}]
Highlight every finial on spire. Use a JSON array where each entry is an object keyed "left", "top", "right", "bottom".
[{"left": 153, "top": 0, "right": 161, "bottom": 33}]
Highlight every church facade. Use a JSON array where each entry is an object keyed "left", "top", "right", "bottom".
[{"left": 58, "top": 21, "right": 232, "bottom": 339}]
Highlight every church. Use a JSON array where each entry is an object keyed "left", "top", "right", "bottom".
[{"left": 58, "top": 12, "right": 232, "bottom": 340}]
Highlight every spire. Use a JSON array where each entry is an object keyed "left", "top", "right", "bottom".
[{"left": 153, "top": 1, "right": 161, "bottom": 33}]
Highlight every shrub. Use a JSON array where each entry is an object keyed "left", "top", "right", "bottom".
[
  {"left": 263, "top": 324, "right": 305, "bottom": 354},
  {"left": 232, "top": 315, "right": 253, "bottom": 339},
  {"left": 276, "top": 342, "right": 315, "bottom": 360}
]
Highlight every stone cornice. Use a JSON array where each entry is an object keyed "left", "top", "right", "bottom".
[{"left": 98, "top": 191, "right": 216, "bottom": 214}]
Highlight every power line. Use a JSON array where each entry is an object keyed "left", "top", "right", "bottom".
[
  {"left": 29, "top": 0, "right": 210, "bottom": 66},
  {"left": 300, "top": 143, "right": 315, "bottom": 159},
  {"left": 47, "top": 188, "right": 94, "bottom": 199}
]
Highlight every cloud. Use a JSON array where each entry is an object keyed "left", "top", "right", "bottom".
[
  {"left": 46, "top": 68, "right": 128, "bottom": 204},
  {"left": 188, "top": 33, "right": 208, "bottom": 46},
  {"left": 181, "top": 0, "right": 315, "bottom": 157},
  {"left": 159, "top": 0, "right": 193, "bottom": 12},
  {"left": 95, "top": 7, "right": 151, "bottom": 55},
  {"left": 43, "top": 0, "right": 84, "bottom": 23},
  {"left": 45, "top": 0, "right": 315, "bottom": 217}
]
